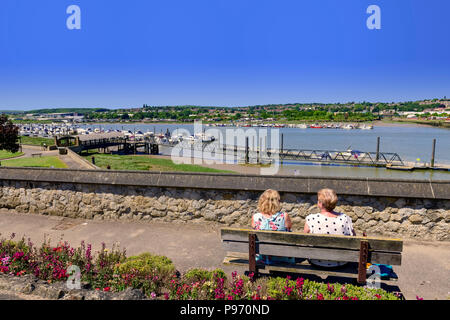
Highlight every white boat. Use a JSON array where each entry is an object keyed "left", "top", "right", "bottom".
[
  {"left": 194, "top": 133, "right": 215, "bottom": 142},
  {"left": 184, "top": 135, "right": 196, "bottom": 143}
]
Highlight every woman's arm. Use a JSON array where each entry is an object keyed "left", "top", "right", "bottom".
[
  {"left": 251, "top": 215, "right": 256, "bottom": 230},
  {"left": 284, "top": 213, "right": 292, "bottom": 231},
  {"left": 304, "top": 221, "right": 310, "bottom": 233}
]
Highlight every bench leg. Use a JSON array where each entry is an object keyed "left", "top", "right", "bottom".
[
  {"left": 357, "top": 240, "right": 369, "bottom": 284},
  {"left": 248, "top": 233, "right": 258, "bottom": 278}
]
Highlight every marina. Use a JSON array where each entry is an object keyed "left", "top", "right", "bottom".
[{"left": 18, "top": 122, "right": 450, "bottom": 178}]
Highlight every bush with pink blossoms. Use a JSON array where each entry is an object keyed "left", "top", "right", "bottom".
[{"left": 0, "top": 233, "right": 402, "bottom": 300}]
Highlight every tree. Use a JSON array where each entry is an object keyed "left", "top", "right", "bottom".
[{"left": 0, "top": 115, "right": 20, "bottom": 153}]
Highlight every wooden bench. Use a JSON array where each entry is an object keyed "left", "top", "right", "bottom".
[
  {"left": 221, "top": 228, "right": 403, "bottom": 285},
  {"left": 31, "top": 153, "right": 42, "bottom": 158}
]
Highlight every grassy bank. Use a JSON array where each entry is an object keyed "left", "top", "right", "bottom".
[
  {"left": 0, "top": 150, "right": 24, "bottom": 160},
  {"left": 19, "top": 136, "right": 55, "bottom": 146},
  {"left": 1, "top": 156, "right": 68, "bottom": 168},
  {"left": 81, "top": 152, "right": 235, "bottom": 173}
]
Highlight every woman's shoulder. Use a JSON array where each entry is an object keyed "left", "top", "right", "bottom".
[
  {"left": 253, "top": 212, "right": 263, "bottom": 219},
  {"left": 306, "top": 213, "right": 320, "bottom": 220},
  {"left": 332, "top": 212, "right": 353, "bottom": 222}
]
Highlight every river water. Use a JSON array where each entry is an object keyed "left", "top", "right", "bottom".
[{"left": 81, "top": 123, "right": 450, "bottom": 180}]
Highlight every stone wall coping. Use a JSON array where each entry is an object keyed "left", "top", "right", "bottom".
[{"left": 0, "top": 167, "right": 449, "bottom": 200}]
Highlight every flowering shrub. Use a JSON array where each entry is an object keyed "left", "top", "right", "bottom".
[
  {"left": 184, "top": 268, "right": 227, "bottom": 283},
  {"left": 0, "top": 233, "right": 126, "bottom": 289},
  {"left": 112, "top": 253, "right": 175, "bottom": 295},
  {"left": 266, "top": 276, "right": 401, "bottom": 300},
  {"left": 0, "top": 234, "right": 402, "bottom": 300}
]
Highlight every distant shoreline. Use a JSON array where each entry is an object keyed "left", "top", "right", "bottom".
[
  {"left": 83, "top": 120, "right": 448, "bottom": 129},
  {"left": 14, "top": 119, "right": 449, "bottom": 129}
]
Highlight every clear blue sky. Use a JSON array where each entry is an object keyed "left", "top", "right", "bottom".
[{"left": 1, "top": 0, "right": 449, "bottom": 110}]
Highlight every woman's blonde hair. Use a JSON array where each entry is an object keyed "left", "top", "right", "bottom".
[
  {"left": 258, "top": 189, "right": 281, "bottom": 215},
  {"left": 317, "top": 188, "right": 338, "bottom": 212}
]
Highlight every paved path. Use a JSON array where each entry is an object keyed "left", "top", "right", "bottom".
[
  {"left": 0, "top": 210, "right": 448, "bottom": 300},
  {"left": 58, "top": 154, "right": 89, "bottom": 170},
  {"left": 19, "top": 145, "right": 58, "bottom": 158}
]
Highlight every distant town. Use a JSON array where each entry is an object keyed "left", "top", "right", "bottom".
[{"left": 2, "top": 98, "right": 450, "bottom": 126}]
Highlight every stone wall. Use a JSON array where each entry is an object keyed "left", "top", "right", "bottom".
[{"left": 0, "top": 168, "right": 449, "bottom": 241}]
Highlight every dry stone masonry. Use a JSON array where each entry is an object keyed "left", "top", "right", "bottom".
[{"left": 0, "top": 178, "right": 448, "bottom": 241}]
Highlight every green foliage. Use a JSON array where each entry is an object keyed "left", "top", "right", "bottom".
[
  {"left": 0, "top": 150, "right": 23, "bottom": 160},
  {"left": 112, "top": 252, "right": 176, "bottom": 296},
  {"left": 0, "top": 115, "right": 20, "bottom": 153},
  {"left": 1, "top": 235, "right": 403, "bottom": 300},
  {"left": 184, "top": 268, "right": 227, "bottom": 282},
  {"left": 19, "top": 136, "right": 54, "bottom": 146},
  {"left": 1, "top": 156, "right": 68, "bottom": 168},
  {"left": 26, "top": 108, "right": 109, "bottom": 115},
  {"left": 116, "top": 252, "right": 175, "bottom": 277},
  {"left": 81, "top": 153, "right": 235, "bottom": 173},
  {"left": 266, "top": 277, "right": 401, "bottom": 300}
]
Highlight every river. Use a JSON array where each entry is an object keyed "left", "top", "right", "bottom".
[{"left": 80, "top": 123, "right": 450, "bottom": 180}]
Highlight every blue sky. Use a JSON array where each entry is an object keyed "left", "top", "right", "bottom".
[{"left": 1, "top": 0, "right": 449, "bottom": 110}]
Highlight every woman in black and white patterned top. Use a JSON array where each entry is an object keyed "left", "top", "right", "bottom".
[{"left": 304, "top": 188, "right": 356, "bottom": 268}]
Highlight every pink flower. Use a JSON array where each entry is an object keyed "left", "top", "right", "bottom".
[{"left": 327, "top": 283, "right": 335, "bottom": 294}]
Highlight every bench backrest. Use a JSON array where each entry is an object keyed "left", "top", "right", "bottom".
[{"left": 221, "top": 228, "right": 403, "bottom": 265}]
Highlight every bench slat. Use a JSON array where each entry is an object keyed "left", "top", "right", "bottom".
[
  {"left": 222, "top": 241, "right": 402, "bottom": 265},
  {"left": 221, "top": 228, "right": 403, "bottom": 252},
  {"left": 223, "top": 254, "right": 398, "bottom": 283}
]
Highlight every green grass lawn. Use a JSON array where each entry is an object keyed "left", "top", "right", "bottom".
[
  {"left": 82, "top": 153, "right": 235, "bottom": 173},
  {"left": 19, "top": 136, "right": 55, "bottom": 146},
  {"left": 1, "top": 156, "right": 68, "bottom": 168},
  {"left": 0, "top": 150, "right": 24, "bottom": 160}
]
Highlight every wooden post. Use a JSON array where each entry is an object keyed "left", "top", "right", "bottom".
[
  {"left": 431, "top": 139, "right": 436, "bottom": 168},
  {"left": 357, "top": 240, "right": 369, "bottom": 284},
  {"left": 258, "top": 137, "right": 262, "bottom": 164},
  {"left": 281, "top": 133, "right": 284, "bottom": 155},
  {"left": 245, "top": 137, "right": 249, "bottom": 164},
  {"left": 376, "top": 137, "right": 380, "bottom": 162},
  {"left": 248, "top": 233, "right": 257, "bottom": 276}
]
